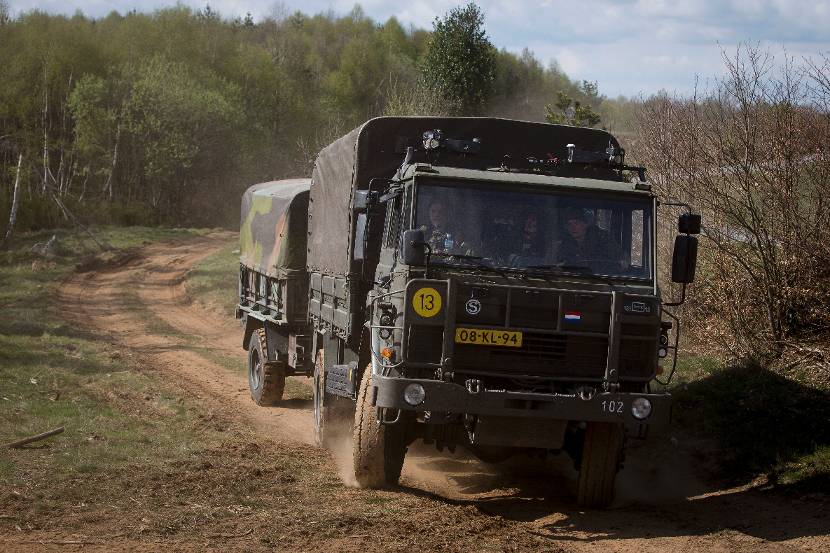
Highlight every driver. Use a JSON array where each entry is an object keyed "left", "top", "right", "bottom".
[
  {"left": 504, "top": 212, "right": 546, "bottom": 267},
  {"left": 420, "top": 199, "right": 470, "bottom": 255},
  {"left": 558, "top": 207, "right": 625, "bottom": 271}
]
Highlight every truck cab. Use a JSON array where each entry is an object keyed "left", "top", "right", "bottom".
[{"left": 364, "top": 160, "right": 676, "bottom": 505}]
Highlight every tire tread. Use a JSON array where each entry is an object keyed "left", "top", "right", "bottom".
[
  {"left": 250, "top": 328, "right": 285, "bottom": 405},
  {"left": 352, "top": 366, "right": 406, "bottom": 487},
  {"left": 577, "top": 422, "right": 622, "bottom": 509}
]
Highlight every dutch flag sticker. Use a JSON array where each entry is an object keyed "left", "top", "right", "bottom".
[{"left": 564, "top": 311, "right": 582, "bottom": 322}]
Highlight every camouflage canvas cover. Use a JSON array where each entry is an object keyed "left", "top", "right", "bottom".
[
  {"left": 240, "top": 179, "right": 310, "bottom": 278},
  {"left": 308, "top": 117, "right": 622, "bottom": 277}
]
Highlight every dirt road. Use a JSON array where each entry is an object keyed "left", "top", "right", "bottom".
[{"left": 25, "top": 233, "right": 829, "bottom": 551}]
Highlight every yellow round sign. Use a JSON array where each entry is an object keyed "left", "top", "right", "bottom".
[{"left": 412, "top": 287, "right": 442, "bottom": 318}]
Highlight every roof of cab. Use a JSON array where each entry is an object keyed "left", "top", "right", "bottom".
[{"left": 405, "top": 164, "right": 654, "bottom": 196}]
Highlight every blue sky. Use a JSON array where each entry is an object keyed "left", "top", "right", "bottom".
[{"left": 6, "top": 1, "right": 830, "bottom": 97}]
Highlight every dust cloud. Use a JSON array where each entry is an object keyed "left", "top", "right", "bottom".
[
  {"left": 318, "top": 410, "right": 359, "bottom": 488},
  {"left": 328, "top": 431, "right": 359, "bottom": 488}
]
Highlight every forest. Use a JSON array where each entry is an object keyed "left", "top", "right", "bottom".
[{"left": 0, "top": 2, "right": 631, "bottom": 230}]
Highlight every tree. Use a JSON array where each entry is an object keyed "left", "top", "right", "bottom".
[
  {"left": 637, "top": 45, "right": 830, "bottom": 376},
  {"left": 421, "top": 3, "right": 495, "bottom": 116},
  {"left": 69, "top": 74, "right": 127, "bottom": 199},
  {"left": 0, "top": 1, "right": 10, "bottom": 25},
  {"left": 0, "top": 6, "right": 619, "bottom": 229},
  {"left": 122, "top": 56, "right": 244, "bottom": 212},
  {"left": 545, "top": 81, "right": 602, "bottom": 127}
]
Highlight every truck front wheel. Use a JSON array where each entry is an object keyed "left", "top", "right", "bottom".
[
  {"left": 352, "top": 365, "right": 407, "bottom": 488},
  {"left": 576, "top": 422, "right": 624, "bottom": 509},
  {"left": 248, "top": 328, "right": 285, "bottom": 405}
]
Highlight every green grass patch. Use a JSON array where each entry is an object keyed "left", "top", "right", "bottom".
[
  {"left": 0, "top": 227, "right": 219, "bottom": 484},
  {"left": 777, "top": 445, "right": 830, "bottom": 488},
  {"left": 670, "top": 354, "right": 721, "bottom": 385},
  {"left": 0, "top": 227, "right": 329, "bottom": 544},
  {"left": 673, "top": 360, "right": 830, "bottom": 491},
  {"left": 185, "top": 241, "right": 239, "bottom": 316}
]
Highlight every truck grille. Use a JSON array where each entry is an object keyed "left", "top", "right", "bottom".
[
  {"left": 455, "top": 333, "right": 609, "bottom": 379},
  {"left": 452, "top": 284, "right": 657, "bottom": 381}
]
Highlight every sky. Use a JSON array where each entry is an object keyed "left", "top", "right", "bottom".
[{"left": 5, "top": 0, "right": 830, "bottom": 98}]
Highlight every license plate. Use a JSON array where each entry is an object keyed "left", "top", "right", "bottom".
[{"left": 455, "top": 328, "right": 523, "bottom": 347}]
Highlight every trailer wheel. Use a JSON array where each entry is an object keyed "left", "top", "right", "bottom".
[
  {"left": 576, "top": 422, "right": 624, "bottom": 509},
  {"left": 248, "top": 328, "right": 285, "bottom": 405},
  {"left": 352, "top": 365, "right": 407, "bottom": 488}
]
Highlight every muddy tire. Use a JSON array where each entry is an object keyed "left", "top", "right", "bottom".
[
  {"left": 352, "top": 365, "right": 407, "bottom": 488},
  {"left": 576, "top": 422, "right": 623, "bottom": 509},
  {"left": 248, "top": 328, "right": 285, "bottom": 405}
]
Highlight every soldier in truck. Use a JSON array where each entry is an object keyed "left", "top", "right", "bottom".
[
  {"left": 558, "top": 206, "right": 626, "bottom": 273},
  {"left": 419, "top": 197, "right": 471, "bottom": 255}
]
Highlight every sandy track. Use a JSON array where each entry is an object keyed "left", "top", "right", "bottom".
[
  {"left": 57, "top": 233, "right": 829, "bottom": 552},
  {"left": 61, "top": 232, "right": 314, "bottom": 444}
]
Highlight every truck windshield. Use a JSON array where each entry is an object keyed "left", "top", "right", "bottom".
[{"left": 413, "top": 182, "right": 653, "bottom": 280}]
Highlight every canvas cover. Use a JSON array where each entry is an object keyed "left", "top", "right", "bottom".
[
  {"left": 240, "top": 179, "right": 310, "bottom": 278},
  {"left": 307, "top": 116, "right": 622, "bottom": 276}
]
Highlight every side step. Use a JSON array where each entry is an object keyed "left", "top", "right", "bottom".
[{"left": 288, "top": 334, "right": 312, "bottom": 374}]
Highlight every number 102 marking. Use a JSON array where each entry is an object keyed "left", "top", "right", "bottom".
[{"left": 601, "top": 400, "right": 624, "bottom": 414}]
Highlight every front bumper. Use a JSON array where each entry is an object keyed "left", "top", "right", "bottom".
[{"left": 373, "top": 374, "right": 671, "bottom": 435}]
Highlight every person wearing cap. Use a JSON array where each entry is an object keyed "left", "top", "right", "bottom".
[{"left": 558, "top": 207, "right": 624, "bottom": 272}]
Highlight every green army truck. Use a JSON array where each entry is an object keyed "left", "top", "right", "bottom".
[{"left": 236, "top": 117, "right": 700, "bottom": 508}]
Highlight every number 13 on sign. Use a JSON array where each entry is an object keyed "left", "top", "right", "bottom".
[{"left": 412, "top": 287, "right": 442, "bottom": 318}]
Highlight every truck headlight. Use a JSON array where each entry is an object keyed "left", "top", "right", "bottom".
[
  {"left": 631, "top": 397, "right": 652, "bottom": 420},
  {"left": 403, "top": 383, "right": 425, "bottom": 406}
]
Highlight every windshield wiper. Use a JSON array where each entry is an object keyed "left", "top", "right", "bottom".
[
  {"left": 525, "top": 264, "right": 592, "bottom": 273},
  {"left": 433, "top": 253, "right": 510, "bottom": 278},
  {"left": 523, "top": 264, "right": 616, "bottom": 284}
]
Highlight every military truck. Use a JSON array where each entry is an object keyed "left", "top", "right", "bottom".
[{"left": 236, "top": 117, "right": 699, "bottom": 508}]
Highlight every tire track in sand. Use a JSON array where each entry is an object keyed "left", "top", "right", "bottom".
[{"left": 60, "top": 232, "right": 314, "bottom": 444}]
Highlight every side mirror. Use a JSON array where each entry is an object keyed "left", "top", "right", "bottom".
[
  {"left": 678, "top": 213, "right": 701, "bottom": 234},
  {"left": 402, "top": 229, "right": 426, "bottom": 266},
  {"left": 672, "top": 235, "right": 698, "bottom": 283}
]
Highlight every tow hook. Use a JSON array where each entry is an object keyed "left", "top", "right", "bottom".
[{"left": 577, "top": 386, "right": 596, "bottom": 401}]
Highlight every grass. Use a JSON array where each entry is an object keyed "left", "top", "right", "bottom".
[
  {"left": 0, "top": 227, "right": 216, "bottom": 481},
  {"left": 666, "top": 354, "right": 722, "bottom": 385},
  {"left": 671, "top": 356, "right": 830, "bottom": 492},
  {"left": 185, "top": 241, "right": 239, "bottom": 317},
  {"left": 0, "top": 226, "right": 329, "bottom": 542}
]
